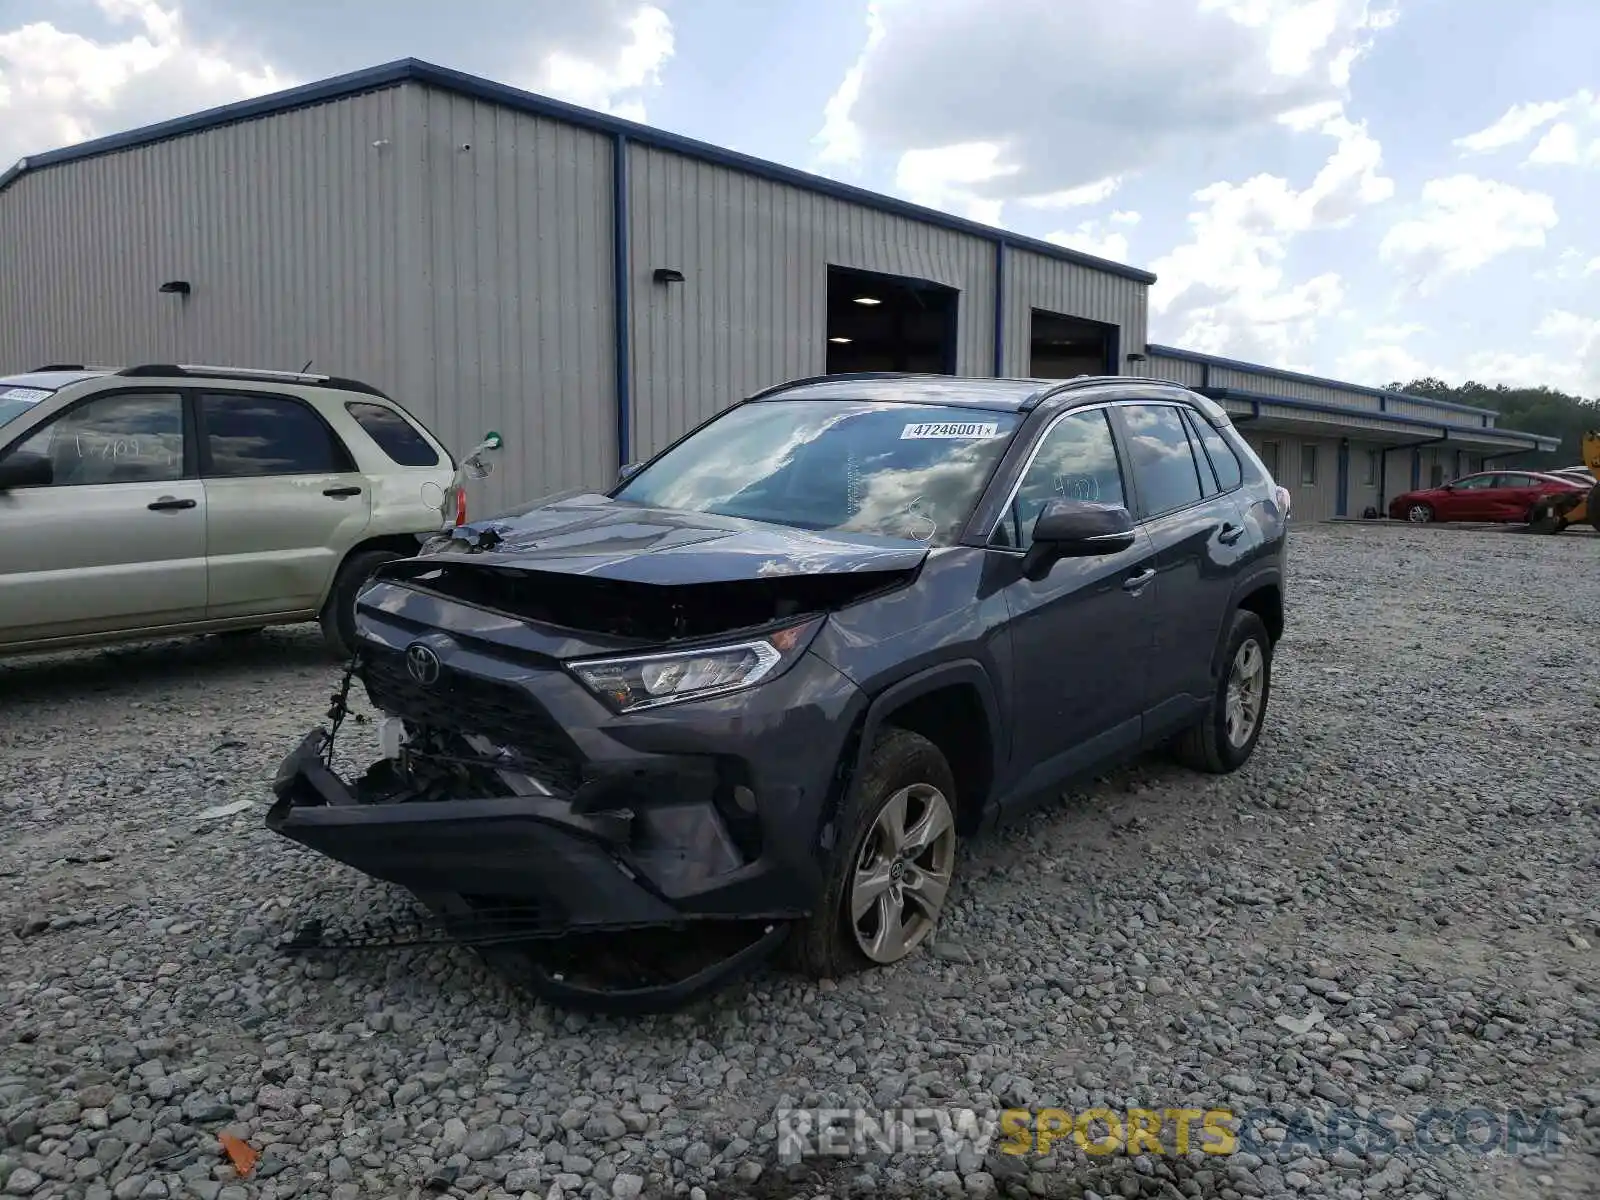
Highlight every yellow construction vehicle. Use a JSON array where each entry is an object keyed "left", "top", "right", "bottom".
[{"left": 1529, "top": 429, "right": 1600, "bottom": 533}]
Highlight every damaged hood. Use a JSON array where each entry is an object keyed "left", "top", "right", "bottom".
[{"left": 424, "top": 494, "right": 932, "bottom": 585}]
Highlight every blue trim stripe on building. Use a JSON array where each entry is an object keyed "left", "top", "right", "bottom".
[
  {"left": 1150, "top": 343, "right": 1500, "bottom": 418},
  {"left": 0, "top": 58, "right": 1158, "bottom": 287},
  {"left": 1336, "top": 440, "right": 1349, "bottom": 517},
  {"left": 612, "top": 133, "right": 632, "bottom": 471}
]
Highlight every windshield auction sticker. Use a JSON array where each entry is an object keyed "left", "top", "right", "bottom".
[{"left": 900, "top": 421, "right": 1001, "bottom": 440}]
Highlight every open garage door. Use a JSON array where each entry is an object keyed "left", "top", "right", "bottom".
[
  {"left": 826, "top": 266, "right": 958, "bottom": 374},
  {"left": 1030, "top": 309, "right": 1116, "bottom": 377}
]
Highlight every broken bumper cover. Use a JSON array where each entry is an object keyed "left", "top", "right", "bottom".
[{"left": 265, "top": 650, "right": 865, "bottom": 936}]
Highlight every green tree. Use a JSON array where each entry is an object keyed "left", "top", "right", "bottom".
[{"left": 1383, "top": 378, "right": 1600, "bottom": 469}]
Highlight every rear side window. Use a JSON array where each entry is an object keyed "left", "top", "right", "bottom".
[
  {"left": 346, "top": 401, "right": 441, "bottom": 467},
  {"left": 199, "top": 392, "right": 354, "bottom": 478},
  {"left": 1184, "top": 408, "right": 1244, "bottom": 492},
  {"left": 1119, "top": 403, "right": 1206, "bottom": 518}
]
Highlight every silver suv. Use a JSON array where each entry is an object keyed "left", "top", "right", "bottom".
[{"left": 0, "top": 363, "right": 462, "bottom": 659}]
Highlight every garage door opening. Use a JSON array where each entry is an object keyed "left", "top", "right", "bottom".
[
  {"left": 826, "top": 266, "right": 959, "bottom": 374},
  {"left": 1029, "top": 310, "right": 1116, "bottom": 377}
]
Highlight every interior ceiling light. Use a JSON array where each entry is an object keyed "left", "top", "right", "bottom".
[
  {"left": 829, "top": 336, "right": 853, "bottom": 344},
  {"left": 853, "top": 296, "right": 881, "bottom": 306}
]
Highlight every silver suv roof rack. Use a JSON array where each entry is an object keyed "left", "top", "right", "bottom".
[{"left": 116, "top": 363, "right": 387, "bottom": 398}]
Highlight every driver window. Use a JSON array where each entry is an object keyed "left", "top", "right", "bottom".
[
  {"left": 993, "top": 408, "right": 1125, "bottom": 550},
  {"left": 3, "top": 392, "right": 184, "bottom": 486}
]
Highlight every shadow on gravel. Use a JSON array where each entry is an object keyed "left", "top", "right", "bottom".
[{"left": 0, "top": 630, "right": 335, "bottom": 707}]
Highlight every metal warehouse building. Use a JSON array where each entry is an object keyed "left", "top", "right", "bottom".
[{"left": 0, "top": 58, "right": 1557, "bottom": 517}]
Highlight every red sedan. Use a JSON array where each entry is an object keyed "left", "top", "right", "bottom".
[{"left": 1388, "top": 470, "right": 1587, "bottom": 524}]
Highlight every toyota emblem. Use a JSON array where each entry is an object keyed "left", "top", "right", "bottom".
[{"left": 405, "top": 643, "right": 442, "bottom": 686}]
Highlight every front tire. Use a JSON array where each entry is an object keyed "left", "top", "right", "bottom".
[
  {"left": 1406, "top": 502, "right": 1435, "bottom": 524},
  {"left": 319, "top": 549, "right": 403, "bottom": 659},
  {"left": 1175, "top": 609, "right": 1273, "bottom": 774},
  {"left": 788, "top": 728, "right": 959, "bottom": 979}
]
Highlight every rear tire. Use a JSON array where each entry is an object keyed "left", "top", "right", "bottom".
[
  {"left": 1174, "top": 609, "right": 1273, "bottom": 775},
  {"left": 787, "top": 728, "right": 959, "bottom": 980},
  {"left": 319, "top": 549, "right": 403, "bottom": 659},
  {"left": 1527, "top": 504, "right": 1563, "bottom": 534}
]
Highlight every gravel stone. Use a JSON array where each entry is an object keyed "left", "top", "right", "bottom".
[{"left": 1, "top": 525, "right": 1597, "bottom": 1200}]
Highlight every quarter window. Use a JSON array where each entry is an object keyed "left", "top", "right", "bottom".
[
  {"left": 346, "top": 401, "right": 441, "bottom": 467},
  {"left": 1120, "top": 403, "right": 1205, "bottom": 518},
  {"left": 2, "top": 391, "right": 184, "bottom": 486},
  {"left": 1184, "top": 408, "right": 1243, "bottom": 493},
  {"left": 994, "top": 408, "right": 1125, "bottom": 550},
  {"left": 200, "top": 393, "right": 353, "bottom": 478}
]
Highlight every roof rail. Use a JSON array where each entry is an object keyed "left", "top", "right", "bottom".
[
  {"left": 115, "top": 363, "right": 387, "bottom": 398},
  {"left": 745, "top": 371, "right": 915, "bottom": 402},
  {"left": 1020, "top": 374, "right": 1187, "bottom": 410},
  {"left": 31, "top": 363, "right": 96, "bottom": 371}
]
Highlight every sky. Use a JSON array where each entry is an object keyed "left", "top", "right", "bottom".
[{"left": 1, "top": 0, "right": 1598, "bottom": 398}]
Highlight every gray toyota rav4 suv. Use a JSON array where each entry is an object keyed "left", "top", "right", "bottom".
[{"left": 269, "top": 373, "right": 1289, "bottom": 1010}]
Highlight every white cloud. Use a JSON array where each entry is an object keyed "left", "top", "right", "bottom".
[
  {"left": 892, "top": 141, "right": 1016, "bottom": 225},
  {"left": 1455, "top": 89, "right": 1600, "bottom": 168},
  {"left": 1149, "top": 107, "right": 1392, "bottom": 362},
  {"left": 0, "top": 0, "right": 289, "bottom": 169},
  {"left": 1015, "top": 177, "right": 1124, "bottom": 210},
  {"left": 1378, "top": 175, "right": 1558, "bottom": 293},
  {"left": 1045, "top": 217, "right": 1136, "bottom": 265},
  {"left": 531, "top": 3, "right": 673, "bottom": 122},
  {"left": 815, "top": 0, "right": 1398, "bottom": 208}
]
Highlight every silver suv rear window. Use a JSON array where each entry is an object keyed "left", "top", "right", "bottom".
[{"left": 345, "top": 401, "right": 441, "bottom": 467}]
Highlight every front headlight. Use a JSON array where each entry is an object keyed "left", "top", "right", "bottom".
[{"left": 568, "top": 618, "right": 822, "bottom": 713}]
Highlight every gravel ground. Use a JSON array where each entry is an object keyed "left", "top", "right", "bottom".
[{"left": 1, "top": 521, "right": 1598, "bottom": 1200}]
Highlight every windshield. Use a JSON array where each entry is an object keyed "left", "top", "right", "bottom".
[
  {"left": 613, "top": 399, "right": 1020, "bottom": 543},
  {"left": 0, "top": 385, "right": 52, "bottom": 431}
]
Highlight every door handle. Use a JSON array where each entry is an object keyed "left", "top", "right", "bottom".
[
  {"left": 323, "top": 485, "right": 362, "bottom": 498},
  {"left": 1218, "top": 522, "right": 1244, "bottom": 545},
  {"left": 1122, "top": 567, "right": 1156, "bottom": 592},
  {"left": 147, "top": 497, "right": 196, "bottom": 512}
]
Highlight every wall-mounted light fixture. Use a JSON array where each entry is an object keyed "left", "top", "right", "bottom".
[
  {"left": 653, "top": 268, "right": 686, "bottom": 285},
  {"left": 828, "top": 336, "right": 852, "bottom": 344},
  {"left": 852, "top": 295, "right": 881, "bottom": 306},
  {"left": 1125, "top": 351, "right": 1147, "bottom": 363},
  {"left": 158, "top": 280, "right": 192, "bottom": 296}
]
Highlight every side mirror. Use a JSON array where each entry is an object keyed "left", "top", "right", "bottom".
[
  {"left": 1021, "top": 499, "right": 1136, "bottom": 580},
  {"left": 0, "top": 452, "right": 52, "bottom": 492},
  {"left": 616, "top": 461, "right": 642, "bottom": 485}
]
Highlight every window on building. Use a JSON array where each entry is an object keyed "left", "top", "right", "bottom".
[
  {"left": 1260, "top": 440, "right": 1282, "bottom": 481},
  {"left": 345, "top": 401, "right": 441, "bottom": 467},
  {"left": 993, "top": 407, "right": 1125, "bottom": 550},
  {"left": 1120, "top": 403, "right": 1206, "bottom": 518},
  {"left": 1363, "top": 449, "right": 1378, "bottom": 486},
  {"left": 200, "top": 393, "right": 354, "bottom": 478},
  {"left": 3, "top": 391, "right": 185, "bottom": 486},
  {"left": 1300, "top": 443, "right": 1318, "bottom": 486}
]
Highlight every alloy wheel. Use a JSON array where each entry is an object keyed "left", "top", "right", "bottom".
[
  {"left": 850, "top": 783, "right": 957, "bottom": 964},
  {"left": 1224, "top": 639, "right": 1266, "bottom": 749},
  {"left": 1407, "top": 504, "right": 1433, "bottom": 523}
]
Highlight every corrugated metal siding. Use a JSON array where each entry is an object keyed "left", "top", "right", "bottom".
[
  {"left": 1241, "top": 431, "right": 1340, "bottom": 521},
  {"left": 625, "top": 144, "right": 999, "bottom": 460},
  {"left": 0, "top": 88, "right": 405, "bottom": 390},
  {"left": 1001, "top": 248, "right": 1146, "bottom": 376},
  {"left": 1137, "top": 354, "right": 1205, "bottom": 388},
  {"left": 1208, "top": 366, "right": 1381, "bottom": 414},
  {"left": 407, "top": 85, "right": 616, "bottom": 510}
]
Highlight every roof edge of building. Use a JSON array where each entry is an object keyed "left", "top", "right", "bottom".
[
  {"left": 1206, "top": 385, "right": 1556, "bottom": 451},
  {"left": 1147, "top": 343, "right": 1501, "bottom": 419},
  {"left": 0, "top": 58, "right": 1159, "bottom": 287}
]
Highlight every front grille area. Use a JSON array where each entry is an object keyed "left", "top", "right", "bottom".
[{"left": 360, "top": 650, "right": 585, "bottom": 795}]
